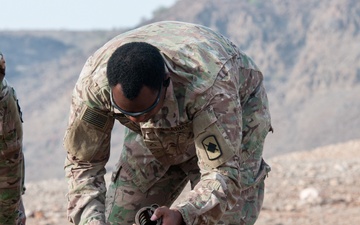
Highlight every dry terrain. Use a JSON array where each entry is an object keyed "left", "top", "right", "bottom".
[
  {"left": 23, "top": 139, "right": 360, "bottom": 225},
  {"left": 1, "top": 0, "right": 359, "bottom": 182},
  {"left": 1, "top": 1, "right": 358, "bottom": 224}
]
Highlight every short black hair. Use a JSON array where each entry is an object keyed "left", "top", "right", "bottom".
[{"left": 106, "top": 42, "right": 165, "bottom": 100}]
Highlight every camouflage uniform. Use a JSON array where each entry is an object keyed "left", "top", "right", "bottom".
[
  {"left": 64, "top": 21, "right": 272, "bottom": 225},
  {"left": 0, "top": 51, "right": 26, "bottom": 225}
]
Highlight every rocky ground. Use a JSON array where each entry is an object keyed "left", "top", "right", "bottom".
[
  {"left": 256, "top": 140, "right": 360, "bottom": 225},
  {"left": 23, "top": 139, "right": 360, "bottom": 225}
]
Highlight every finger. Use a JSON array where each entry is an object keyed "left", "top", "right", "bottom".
[
  {"left": 151, "top": 207, "right": 166, "bottom": 221},
  {"left": 150, "top": 211, "right": 160, "bottom": 221}
]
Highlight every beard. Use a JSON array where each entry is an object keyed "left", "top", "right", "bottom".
[{"left": 0, "top": 68, "right": 5, "bottom": 76}]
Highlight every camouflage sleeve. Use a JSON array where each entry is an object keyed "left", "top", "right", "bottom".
[
  {"left": 63, "top": 69, "right": 114, "bottom": 225},
  {"left": 173, "top": 57, "right": 271, "bottom": 224},
  {"left": 173, "top": 92, "right": 242, "bottom": 224},
  {"left": 0, "top": 82, "right": 25, "bottom": 225}
]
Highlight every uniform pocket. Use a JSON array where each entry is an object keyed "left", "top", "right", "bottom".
[
  {"left": 141, "top": 121, "right": 194, "bottom": 164},
  {"left": 239, "top": 159, "right": 271, "bottom": 189}
]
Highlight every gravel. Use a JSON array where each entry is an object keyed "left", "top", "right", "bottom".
[{"left": 23, "top": 139, "right": 360, "bottom": 225}]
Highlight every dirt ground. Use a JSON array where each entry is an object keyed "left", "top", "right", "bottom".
[{"left": 24, "top": 140, "right": 360, "bottom": 225}]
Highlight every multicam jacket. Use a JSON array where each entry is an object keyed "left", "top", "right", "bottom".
[
  {"left": 0, "top": 78, "right": 25, "bottom": 225},
  {"left": 64, "top": 21, "right": 271, "bottom": 225}
]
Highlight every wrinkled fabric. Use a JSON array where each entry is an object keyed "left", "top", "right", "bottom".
[
  {"left": 0, "top": 79, "right": 25, "bottom": 225},
  {"left": 64, "top": 21, "right": 272, "bottom": 225}
]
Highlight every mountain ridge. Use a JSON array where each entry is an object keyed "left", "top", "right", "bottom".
[{"left": 0, "top": 0, "right": 358, "bottom": 183}]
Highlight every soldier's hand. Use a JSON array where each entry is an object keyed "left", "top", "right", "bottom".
[{"left": 151, "top": 206, "right": 184, "bottom": 225}]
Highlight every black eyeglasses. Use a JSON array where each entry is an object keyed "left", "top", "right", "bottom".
[{"left": 111, "top": 78, "right": 170, "bottom": 117}]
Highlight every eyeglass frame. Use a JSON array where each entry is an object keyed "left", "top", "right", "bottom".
[{"left": 110, "top": 77, "right": 170, "bottom": 117}]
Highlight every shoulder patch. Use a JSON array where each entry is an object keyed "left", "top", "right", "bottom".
[
  {"left": 81, "top": 106, "right": 108, "bottom": 130},
  {"left": 201, "top": 135, "right": 222, "bottom": 160}
]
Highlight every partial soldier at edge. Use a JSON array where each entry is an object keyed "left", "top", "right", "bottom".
[{"left": 0, "top": 50, "right": 26, "bottom": 225}]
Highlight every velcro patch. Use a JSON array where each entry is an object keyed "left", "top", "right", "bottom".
[
  {"left": 81, "top": 107, "right": 108, "bottom": 130},
  {"left": 201, "top": 135, "right": 222, "bottom": 160}
]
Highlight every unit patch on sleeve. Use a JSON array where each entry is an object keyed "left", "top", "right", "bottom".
[{"left": 201, "top": 135, "right": 223, "bottom": 160}]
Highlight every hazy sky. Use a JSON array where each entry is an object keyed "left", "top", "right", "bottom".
[{"left": 1, "top": 0, "right": 177, "bottom": 30}]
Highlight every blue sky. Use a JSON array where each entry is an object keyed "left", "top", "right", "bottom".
[{"left": 1, "top": 0, "right": 177, "bottom": 30}]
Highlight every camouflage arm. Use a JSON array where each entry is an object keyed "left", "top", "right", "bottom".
[
  {"left": 174, "top": 158, "right": 241, "bottom": 224},
  {"left": 64, "top": 157, "right": 108, "bottom": 225},
  {"left": 0, "top": 81, "right": 25, "bottom": 225},
  {"left": 173, "top": 90, "right": 242, "bottom": 224},
  {"left": 63, "top": 81, "right": 114, "bottom": 225},
  {"left": 173, "top": 59, "right": 271, "bottom": 224},
  {"left": 171, "top": 69, "right": 242, "bottom": 223}
]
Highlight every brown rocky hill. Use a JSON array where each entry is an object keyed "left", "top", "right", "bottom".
[
  {"left": 146, "top": 0, "right": 360, "bottom": 155},
  {"left": 0, "top": 0, "right": 359, "bottom": 183},
  {"left": 23, "top": 139, "right": 360, "bottom": 225}
]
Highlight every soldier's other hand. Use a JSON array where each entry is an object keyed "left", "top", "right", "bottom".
[{"left": 151, "top": 206, "right": 184, "bottom": 225}]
